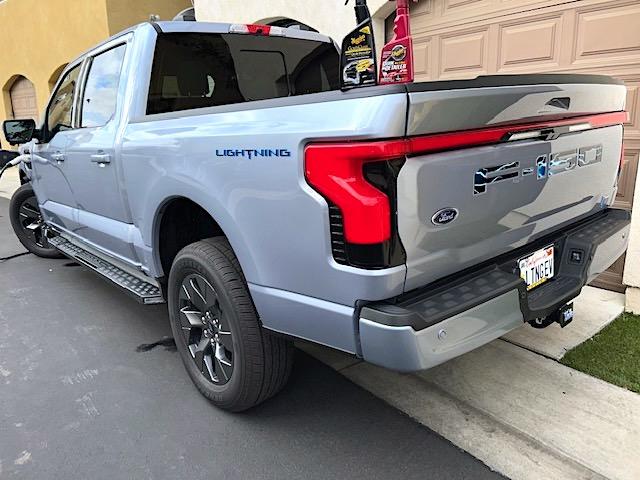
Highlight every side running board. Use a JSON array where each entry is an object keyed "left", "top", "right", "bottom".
[{"left": 49, "top": 236, "right": 165, "bottom": 305}]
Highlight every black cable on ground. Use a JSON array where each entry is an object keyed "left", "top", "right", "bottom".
[{"left": 0, "top": 251, "right": 31, "bottom": 262}]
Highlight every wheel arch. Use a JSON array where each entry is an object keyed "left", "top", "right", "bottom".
[{"left": 151, "top": 195, "right": 257, "bottom": 283}]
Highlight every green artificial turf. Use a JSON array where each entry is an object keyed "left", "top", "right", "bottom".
[{"left": 561, "top": 313, "right": 640, "bottom": 393}]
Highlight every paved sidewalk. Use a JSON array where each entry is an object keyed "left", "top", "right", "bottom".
[
  {"left": 300, "top": 287, "right": 640, "bottom": 480},
  {"left": 0, "top": 167, "right": 19, "bottom": 199},
  {"left": 0, "top": 191, "right": 26, "bottom": 260}
]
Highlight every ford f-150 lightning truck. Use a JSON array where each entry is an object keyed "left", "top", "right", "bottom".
[{"left": 3, "top": 21, "right": 630, "bottom": 411}]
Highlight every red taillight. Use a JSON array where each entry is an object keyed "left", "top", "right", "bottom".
[
  {"left": 305, "top": 111, "right": 628, "bottom": 259},
  {"left": 305, "top": 140, "right": 406, "bottom": 244}
]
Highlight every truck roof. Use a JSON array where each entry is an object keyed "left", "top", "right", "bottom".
[
  {"left": 154, "top": 21, "right": 333, "bottom": 44},
  {"left": 63, "top": 21, "right": 334, "bottom": 76}
]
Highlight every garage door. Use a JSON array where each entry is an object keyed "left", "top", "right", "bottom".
[
  {"left": 407, "top": 0, "right": 640, "bottom": 291},
  {"left": 9, "top": 76, "right": 38, "bottom": 121}
]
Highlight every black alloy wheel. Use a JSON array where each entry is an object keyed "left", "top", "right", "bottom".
[
  {"left": 9, "top": 184, "right": 63, "bottom": 258},
  {"left": 17, "top": 194, "right": 48, "bottom": 248},
  {"left": 178, "top": 273, "right": 234, "bottom": 384}
]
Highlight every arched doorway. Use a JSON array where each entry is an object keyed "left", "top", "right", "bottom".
[{"left": 9, "top": 76, "right": 38, "bottom": 121}]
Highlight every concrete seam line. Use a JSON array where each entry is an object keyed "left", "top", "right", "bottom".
[
  {"left": 337, "top": 359, "right": 363, "bottom": 372},
  {"left": 498, "top": 337, "right": 562, "bottom": 362}
]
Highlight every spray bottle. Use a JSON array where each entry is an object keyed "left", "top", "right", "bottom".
[
  {"left": 340, "top": 0, "right": 378, "bottom": 90},
  {"left": 379, "top": 0, "right": 416, "bottom": 85}
]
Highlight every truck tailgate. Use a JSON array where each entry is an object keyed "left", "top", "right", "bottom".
[{"left": 397, "top": 77, "right": 627, "bottom": 292}]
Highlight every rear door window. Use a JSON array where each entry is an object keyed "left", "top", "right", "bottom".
[
  {"left": 147, "top": 33, "right": 339, "bottom": 115},
  {"left": 80, "top": 44, "right": 127, "bottom": 128}
]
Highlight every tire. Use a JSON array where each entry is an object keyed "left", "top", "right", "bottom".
[
  {"left": 9, "top": 184, "right": 63, "bottom": 259},
  {"left": 168, "top": 237, "right": 293, "bottom": 412}
]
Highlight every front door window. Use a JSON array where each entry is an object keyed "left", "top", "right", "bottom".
[{"left": 46, "top": 65, "right": 81, "bottom": 138}]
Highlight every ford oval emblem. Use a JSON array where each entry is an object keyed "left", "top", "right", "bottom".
[{"left": 431, "top": 208, "right": 459, "bottom": 226}]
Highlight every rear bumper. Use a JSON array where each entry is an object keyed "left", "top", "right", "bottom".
[{"left": 358, "top": 208, "right": 631, "bottom": 372}]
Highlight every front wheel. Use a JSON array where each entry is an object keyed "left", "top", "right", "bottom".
[
  {"left": 9, "top": 184, "right": 63, "bottom": 258},
  {"left": 168, "top": 237, "right": 293, "bottom": 412}
]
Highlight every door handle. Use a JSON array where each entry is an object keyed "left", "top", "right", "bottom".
[
  {"left": 91, "top": 153, "right": 111, "bottom": 165},
  {"left": 51, "top": 152, "right": 65, "bottom": 162}
]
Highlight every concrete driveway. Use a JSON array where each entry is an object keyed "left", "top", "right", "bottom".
[{"left": 0, "top": 197, "right": 502, "bottom": 480}]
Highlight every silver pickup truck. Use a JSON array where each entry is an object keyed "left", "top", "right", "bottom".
[{"left": 3, "top": 21, "right": 630, "bottom": 411}]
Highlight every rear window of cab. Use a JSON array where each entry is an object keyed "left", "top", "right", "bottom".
[{"left": 147, "top": 32, "right": 340, "bottom": 115}]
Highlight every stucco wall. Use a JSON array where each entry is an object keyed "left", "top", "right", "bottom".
[
  {"left": 0, "top": 0, "right": 190, "bottom": 147},
  {"left": 106, "top": 0, "right": 192, "bottom": 35},
  {"left": 0, "top": 0, "right": 110, "bottom": 138},
  {"left": 193, "top": 0, "right": 395, "bottom": 48}
]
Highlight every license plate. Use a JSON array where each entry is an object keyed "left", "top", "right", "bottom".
[{"left": 519, "top": 245, "right": 555, "bottom": 290}]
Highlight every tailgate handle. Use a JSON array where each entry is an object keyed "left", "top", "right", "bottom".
[{"left": 546, "top": 97, "right": 571, "bottom": 110}]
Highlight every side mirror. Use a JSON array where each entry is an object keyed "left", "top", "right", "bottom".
[{"left": 3, "top": 119, "right": 38, "bottom": 146}]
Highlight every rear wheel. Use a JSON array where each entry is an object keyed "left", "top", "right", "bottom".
[
  {"left": 168, "top": 237, "right": 293, "bottom": 412},
  {"left": 9, "top": 184, "right": 63, "bottom": 258}
]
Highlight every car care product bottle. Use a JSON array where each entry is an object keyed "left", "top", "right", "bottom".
[
  {"left": 379, "top": 0, "right": 415, "bottom": 84},
  {"left": 340, "top": 0, "right": 378, "bottom": 90}
]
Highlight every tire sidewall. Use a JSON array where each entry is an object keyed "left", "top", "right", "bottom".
[{"left": 168, "top": 250, "right": 247, "bottom": 404}]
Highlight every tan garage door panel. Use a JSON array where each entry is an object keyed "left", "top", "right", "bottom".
[
  {"left": 411, "top": 0, "right": 640, "bottom": 79},
  {"left": 574, "top": 3, "right": 640, "bottom": 66},
  {"left": 624, "top": 77, "right": 640, "bottom": 141},
  {"left": 411, "top": 0, "right": 579, "bottom": 34},
  {"left": 439, "top": 27, "right": 490, "bottom": 78},
  {"left": 498, "top": 15, "right": 563, "bottom": 71},
  {"left": 409, "top": 0, "right": 640, "bottom": 291}
]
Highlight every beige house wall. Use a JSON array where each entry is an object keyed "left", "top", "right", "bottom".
[
  {"left": 106, "top": 0, "right": 192, "bottom": 36},
  {"left": 0, "top": 0, "right": 190, "bottom": 146},
  {"left": 0, "top": 0, "right": 111, "bottom": 133},
  {"left": 193, "top": 0, "right": 395, "bottom": 54}
]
